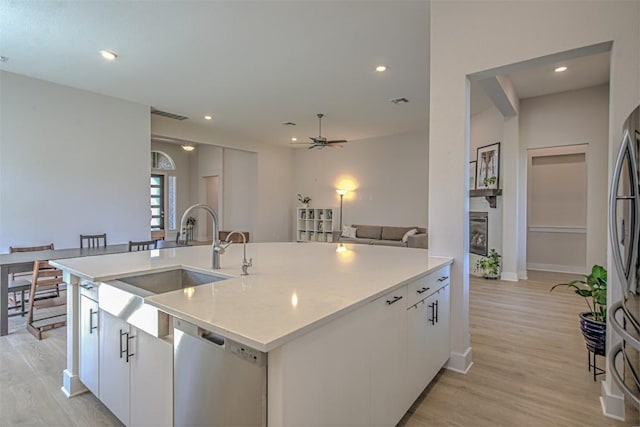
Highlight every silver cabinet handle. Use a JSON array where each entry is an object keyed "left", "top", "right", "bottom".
[
  {"left": 119, "top": 329, "right": 126, "bottom": 359},
  {"left": 438, "top": 276, "right": 449, "bottom": 282},
  {"left": 417, "top": 286, "right": 430, "bottom": 294},
  {"left": 385, "top": 295, "right": 403, "bottom": 305},
  {"left": 428, "top": 303, "right": 435, "bottom": 325},
  {"left": 89, "top": 308, "right": 98, "bottom": 334},
  {"left": 126, "top": 334, "right": 135, "bottom": 363}
]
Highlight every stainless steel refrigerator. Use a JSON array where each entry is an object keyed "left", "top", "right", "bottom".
[{"left": 609, "top": 104, "right": 640, "bottom": 409}]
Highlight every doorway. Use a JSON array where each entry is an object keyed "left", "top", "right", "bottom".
[{"left": 526, "top": 145, "right": 588, "bottom": 273}]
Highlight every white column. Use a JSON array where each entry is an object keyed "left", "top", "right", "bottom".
[{"left": 62, "top": 272, "right": 88, "bottom": 397}]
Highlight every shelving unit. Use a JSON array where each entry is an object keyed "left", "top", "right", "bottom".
[
  {"left": 296, "top": 208, "right": 334, "bottom": 242},
  {"left": 470, "top": 188, "right": 503, "bottom": 208}
]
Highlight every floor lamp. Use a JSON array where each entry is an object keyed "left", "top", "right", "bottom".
[{"left": 336, "top": 189, "right": 347, "bottom": 230}]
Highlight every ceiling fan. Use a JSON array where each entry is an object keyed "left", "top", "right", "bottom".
[{"left": 291, "top": 114, "right": 347, "bottom": 149}]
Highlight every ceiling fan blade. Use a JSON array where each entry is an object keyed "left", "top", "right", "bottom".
[
  {"left": 327, "top": 140, "right": 347, "bottom": 144},
  {"left": 327, "top": 144, "right": 343, "bottom": 148},
  {"left": 308, "top": 145, "right": 317, "bottom": 150}
]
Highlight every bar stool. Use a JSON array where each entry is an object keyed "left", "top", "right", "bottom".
[
  {"left": 27, "top": 260, "right": 66, "bottom": 340},
  {"left": 8, "top": 244, "right": 54, "bottom": 317}
]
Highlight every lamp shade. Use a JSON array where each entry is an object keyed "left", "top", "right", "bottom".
[{"left": 336, "top": 189, "right": 347, "bottom": 196}]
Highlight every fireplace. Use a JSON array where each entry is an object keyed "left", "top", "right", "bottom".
[{"left": 470, "top": 211, "right": 488, "bottom": 256}]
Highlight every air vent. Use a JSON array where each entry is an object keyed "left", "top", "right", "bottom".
[
  {"left": 283, "top": 122, "right": 297, "bottom": 126},
  {"left": 151, "top": 108, "right": 189, "bottom": 121},
  {"left": 390, "top": 97, "right": 409, "bottom": 104}
]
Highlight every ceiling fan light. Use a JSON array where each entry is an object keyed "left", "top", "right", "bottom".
[{"left": 181, "top": 144, "right": 195, "bottom": 152}]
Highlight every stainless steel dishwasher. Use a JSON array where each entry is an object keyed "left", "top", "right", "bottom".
[{"left": 173, "top": 318, "right": 267, "bottom": 427}]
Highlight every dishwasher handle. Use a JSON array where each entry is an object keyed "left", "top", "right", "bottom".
[{"left": 201, "top": 331, "right": 225, "bottom": 347}]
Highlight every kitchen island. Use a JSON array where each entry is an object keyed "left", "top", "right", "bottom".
[{"left": 52, "top": 242, "right": 452, "bottom": 426}]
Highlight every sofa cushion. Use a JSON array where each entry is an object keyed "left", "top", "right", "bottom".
[
  {"left": 382, "top": 226, "right": 416, "bottom": 241},
  {"left": 341, "top": 226, "right": 357, "bottom": 238},
  {"left": 370, "top": 239, "right": 407, "bottom": 247},
  {"left": 402, "top": 228, "right": 419, "bottom": 243},
  {"left": 339, "top": 237, "right": 373, "bottom": 245},
  {"left": 353, "top": 225, "right": 382, "bottom": 240}
]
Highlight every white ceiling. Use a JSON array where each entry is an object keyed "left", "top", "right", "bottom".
[{"left": 0, "top": 1, "right": 611, "bottom": 146}]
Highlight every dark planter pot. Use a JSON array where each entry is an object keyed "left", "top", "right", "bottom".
[{"left": 579, "top": 311, "right": 606, "bottom": 356}]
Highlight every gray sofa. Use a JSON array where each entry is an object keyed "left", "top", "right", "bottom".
[{"left": 332, "top": 224, "right": 428, "bottom": 249}]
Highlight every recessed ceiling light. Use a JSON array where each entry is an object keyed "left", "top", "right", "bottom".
[
  {"left": 100, "top": 50, "right": 117, "bottom": 61},
  {"left": 291, "top": 137, "right": 297, "bottom": 142},
  {"left": 204, "top": 115, "right": 212, "bottom": 120},
  {"left": 554, "top": 66, "right": 567, "bottom": 73},
  {"left": 375, "top": 65, "right": 387, "bottom": 72}
]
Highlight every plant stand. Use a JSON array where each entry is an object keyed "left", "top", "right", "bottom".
[{"left": 586, "top": 344, "right": 605, "bottom": 382}]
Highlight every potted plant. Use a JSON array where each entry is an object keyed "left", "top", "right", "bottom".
[
  {"left": 550, "top": 265, "right": 607, "bottom": 357},
  {"left": 297, "top": 193, "right": 311, "bottom": 208},
  {"left": 474, "top": 248, "right": 501, "bottom": 279}
]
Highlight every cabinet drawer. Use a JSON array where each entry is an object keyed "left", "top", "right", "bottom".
[
  {"left": 79, "top": 280, "right": 99, "bottom": 302},
  {"left": 407, "top": 266, "right": 450, "bottom": 307}
]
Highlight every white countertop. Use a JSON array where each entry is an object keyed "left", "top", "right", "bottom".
[{"left": 52, "top": 242, "right": 452, "bottom": 351}]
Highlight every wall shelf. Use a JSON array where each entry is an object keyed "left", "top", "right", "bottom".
[{"left": 470, "top": 189, "right": 503, "bottom": 208}]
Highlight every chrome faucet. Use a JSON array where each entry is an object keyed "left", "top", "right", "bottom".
[
  {"left": 180, "top": 204, "right": 222, "bottom": 270},
  {"left": 221, "top": 231, "right": 252, "bottom": 275}
]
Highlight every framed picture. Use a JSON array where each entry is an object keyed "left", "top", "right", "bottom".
[
  {"left": 469, "top": 161, "right": 477, "bottom": 190},
  {"left": 476, "top": 142, "right": 500, "bottom": 190}
]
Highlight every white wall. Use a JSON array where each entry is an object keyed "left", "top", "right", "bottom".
[
  {"left": 429, "top": 2, "right": 640, "bottom": 402},
  {"left": 292, "top": 130, "right": 428, "bottom": 232},
  {"left": 151, "top": 115, "right": 294, "bottom": 242},
  {"left": 0, "top": 72, "right": 150, "bottom": 251},
  {"left": 223, "top": 148, "right": 258, "bottom": 236},
  {"left": 520, "top": 84, "right": 609, "bottom": 270}
]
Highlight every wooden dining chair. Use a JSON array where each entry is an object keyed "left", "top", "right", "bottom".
[
  {"left": 128, "top": 240, "right": 157, "bottom": 251},
  {"left": 27, "top": 260, "right": 66, "bottom": 340},
  {"left": 80, "top": 233, "right": 107, "bottom": 249},
  {"left": 8, "top": 244, "right": 55, "bottom": 317}
]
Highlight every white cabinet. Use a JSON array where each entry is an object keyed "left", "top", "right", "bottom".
[
  {"left": 296, "top": 208, "right": 334, "bottom": 242},
  {"left": 370, "top": 286, "right": 408, "bottom": 426},
  {"left": 425, "top": 284, "right": 450, "bottom": 381},
  {"left": 99, "top": 310, "right": 173, "bottom": 427},
  {"left": 99, "top": 311, "right": 130, "bottom": 425},
  {"left": 407, "top": 281, "right": 450, "bottom": 399},
  {"left": 129, "top": 326, "right": 173, "bottom": 427},
  {"left": 79, "top": 292, "right": 99, "bottom": 397}
]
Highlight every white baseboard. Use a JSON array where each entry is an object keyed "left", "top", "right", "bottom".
[
  {"left": 445, "top": 347, "right": 473, "bottom": 374},
  {"left": 518, "top": 270, "right": 528, "bottom": 280},
  {"left": 61, "top": 369, "right": 88, "bottom": 398},
  {"left": 600, "top": 380, "right": 625, "bottom": 421},
  {"left": 500, "top": 272, "right": 518, "bottom": 282},
  {"left": 527, "top": 263, "right": 584, "bottom": 274}
]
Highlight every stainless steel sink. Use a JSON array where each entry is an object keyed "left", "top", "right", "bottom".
[
  {"left": 117, "top": 269, "right": 225, "bottom": 294},
  {"left": 99, "top": 268, "right": 227, "bottom": 337}
]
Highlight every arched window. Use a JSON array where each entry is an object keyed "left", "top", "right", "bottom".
[{"left": 151, "top": 151, "right": 175, "bottom": 170}]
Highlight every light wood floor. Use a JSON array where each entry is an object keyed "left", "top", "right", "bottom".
[
  {"left": 401, "top": 270, "right": 638, "bottom": 426},
  {"left": 1, "top": 271, "right": 637, "bottom": 426}
]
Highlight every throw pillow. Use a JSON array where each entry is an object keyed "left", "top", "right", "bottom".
[
  {"left": 342, "top": 226, "right": 357, "bottom": 238},
  {"left": 402, "top": 228, "right": 419, "bottom": 243}
]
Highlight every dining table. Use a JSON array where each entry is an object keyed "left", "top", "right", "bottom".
[{"left": 0, "top": 240, "right": 186, "bottom": 336}]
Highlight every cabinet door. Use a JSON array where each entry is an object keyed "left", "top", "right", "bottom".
[
  {"left": 99, "top": 311, "right": 130, "bottom": 426},
  {"left": 130, "top": 326, "right": 173, "bottom": 427},
  {"left": 430, "top": 285, "right": 450, "bottom": 379},
  {"left": 370, "top": 286, "right": 408, "bottom": 426},
  {"left": 79, "top": 295, "right": 99, "bottom": 397},
  {"left": 407, "top": 299, "right": 431, "bottom": 399}
]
